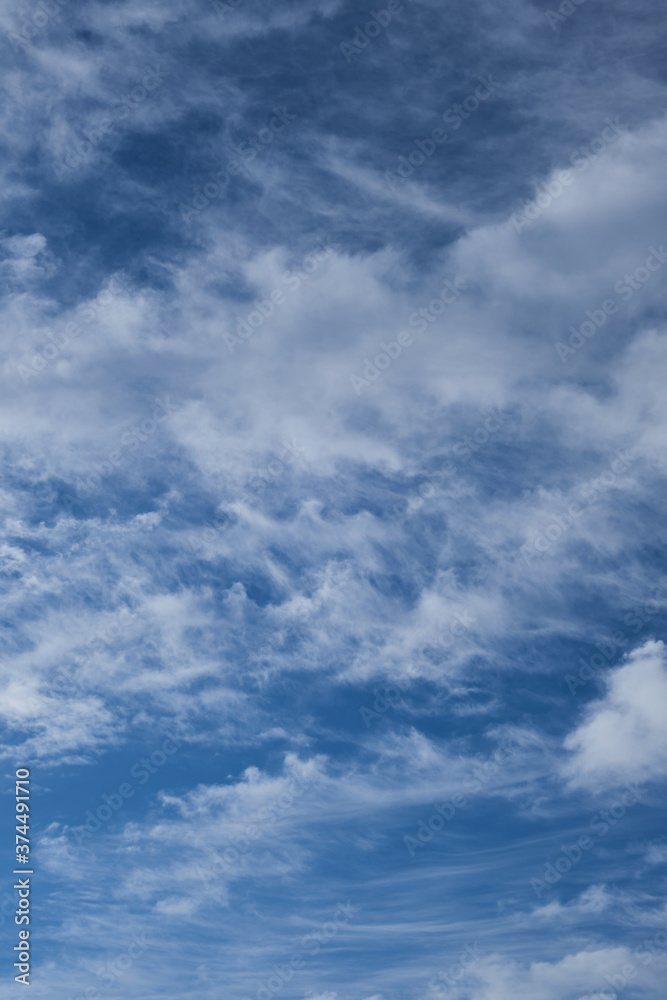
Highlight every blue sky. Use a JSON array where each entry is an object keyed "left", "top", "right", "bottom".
[{"left": 1, "top": 1, "right": 667, "bottom": 998}]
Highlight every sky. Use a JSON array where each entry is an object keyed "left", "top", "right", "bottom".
[{"left": 1, "top": 0, "right": 667, "bottom": 998}]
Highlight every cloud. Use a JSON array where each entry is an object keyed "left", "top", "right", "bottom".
[
  {"left": 564, "top": 641, "right": 667, "bottom": 789},
  {"left": 456, "top": 946, "right": 657, "bottom": 1000},
  {"left": 644, "top": 843, "right": 667, "bottom": 866},
  {"left": 532, "top": 885, "right": 615, "bottom": 922},
  {"left": 3, "top": 2, "right": 667, "bottom": 996}
]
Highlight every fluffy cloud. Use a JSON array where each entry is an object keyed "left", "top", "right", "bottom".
[
  {"left": 453, "top": 946, "right": 662, "bottom": 1000},
  {"left": 4, "top": 2, "right": 667, "bottom": 997},
  {"left": 564, "top": 641, "right": 667, "bottom": 788}
]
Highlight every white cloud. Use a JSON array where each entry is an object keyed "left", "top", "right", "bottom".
[
  {"left": 644, "top": 843, "right": 667, "bottom": 865},
  {"left": 1, "top": 110, "right": 667, "bottom": 762},
  {"left": 459, "top": 947, "right": 653, "bottom": 1000},
  {"left": 532, "top": 884, "right": 613, "bottom": 921},
  {"left": 564, "top": 640, "right": 667, "bottom": 789}
]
